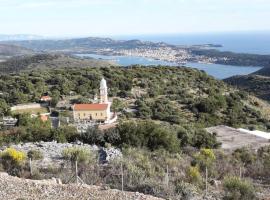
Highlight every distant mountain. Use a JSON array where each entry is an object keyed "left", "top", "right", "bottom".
[
  {"left": 0, "top": 34, "right": 45, "bottom": 41},
  {"left": 0, "top": 53, "right": 114, "bottom": 74},
  {"left": 1, "top": 37, "right": 171, "bottom": 52},
  {"left": 0, "top": 44, "right": 33, "bottom": 56}
]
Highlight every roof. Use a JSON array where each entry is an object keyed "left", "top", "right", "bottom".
[
  {"left": 41, "top": 96, "right": 52, "bottom": 101},
  {"left": 40, "top": 115, "right": 48, "bottom": 122},
  {"left": 73, "top": 103, "right": 108, "bottom": 111}
]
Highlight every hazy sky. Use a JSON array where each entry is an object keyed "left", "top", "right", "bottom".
[{"left": 1, "top": 0, "right": 270, "bottom": 36}]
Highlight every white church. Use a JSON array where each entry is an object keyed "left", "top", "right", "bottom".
[{"left": 73, "top": 78, "right": 117, "bottom": 128}]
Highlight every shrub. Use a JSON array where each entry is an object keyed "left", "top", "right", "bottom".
[
  {"left": 81, "top": 127, "right": 105, "bottom": 146},
  {"left": 62, "top": 147, "right": 95, "bottom": 164},
  {"left": 233, "top": 148, "right": 255, "bottom": 166},
  {"left": 223, "top": 176, "right": 256, "bottom": 200},
  {"left": 118, "top": 120, "right": 180, "bottom": 152},
  {"left": 27, "top": 149, "right": 44, "bottom": 160},
  {"left": 0, "top": 148, "right": 26, "bottom": 176},
  {"left": 1, "top": 148, "right": 26, "bottom": 164},
  {"left": 194, "top": 148, "right": 216, "bottom": 169},
  {"left": 175, "top": 181, "right": 198, "bottom": 200},
  {"left": 187, "top": 166, "right": 202, "bottom": 184}
]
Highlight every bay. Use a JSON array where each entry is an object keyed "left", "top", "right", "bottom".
[{"left": 76, "top": 54, "right": 262, "bottom": 79}]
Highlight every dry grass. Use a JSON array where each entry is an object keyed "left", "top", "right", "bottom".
[{"left": 12, "top": 107, "right": 49, "bottom": 115}]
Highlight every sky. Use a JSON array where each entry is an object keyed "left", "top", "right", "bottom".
[{"left": 0, "top": 0, "right": 270, "bottom": 37}]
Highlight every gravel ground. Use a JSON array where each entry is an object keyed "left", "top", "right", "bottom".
[{"left": 0, "top": 172, "right": 163, "bottom": 200}]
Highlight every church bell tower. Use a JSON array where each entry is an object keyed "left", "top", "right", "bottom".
[{"left": 100, "top": 78, "right": 108, "bottom": 103}]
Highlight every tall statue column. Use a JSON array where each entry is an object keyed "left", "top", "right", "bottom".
[{"left": 100, "top": 78, "right": 108, "bottom": 103}]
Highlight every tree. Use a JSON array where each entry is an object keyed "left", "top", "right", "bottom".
[{"left": 0, "top": 99, "right": 10, "bottom": 115}]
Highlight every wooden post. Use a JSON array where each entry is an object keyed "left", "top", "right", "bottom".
[
  {"left": 240, "top": 166, "right": 242, "bottom": 179},
  {"left": 75, "top": 160, "right": 78, "bottom": 184},
  {"left": 205, "top": 167, "right": 208, "bottom": 196},
  {"left": 29, "top": 158, "right": 32, "bottom": 176},
  {"left": 165, "top": 165, "right": 169, "bottom": 187},
  {"left": 121, "top": 162, "right": 124, "bottom": 192}
]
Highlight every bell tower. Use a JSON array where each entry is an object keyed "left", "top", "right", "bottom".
[{"left": 100, "top": 78, "right": 108, "bottom": 103}]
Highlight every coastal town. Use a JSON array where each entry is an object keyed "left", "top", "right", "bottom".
[{"left": 90, "top": 45, "right": 228, "bottom": 65}]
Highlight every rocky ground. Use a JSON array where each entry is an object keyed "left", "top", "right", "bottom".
[
  {"left": 0, "top": 172, "right": 163, "bottom": 200},
  {"left": 0, "top": 141, "right": 122, "bottom": 168}
]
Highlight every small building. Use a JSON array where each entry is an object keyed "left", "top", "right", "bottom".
[
  {"left": 73, "top": 103, "right": 110, "bottom": 122},
  {"left": 40, "top": 114, "right": 49, "bottom": 122},
  {"left": 40, "top": 96, "right": 52, "bottom": 102},
  {"left": 73, "top": 78, "right": 117, "bottom": 125},
  {"left": 0, "top": 117, "right": 18, "bottom": 127}
]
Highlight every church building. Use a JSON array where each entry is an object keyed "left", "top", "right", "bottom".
[{"left": 73, "top": 78, "right": 114, "bottom": 124}]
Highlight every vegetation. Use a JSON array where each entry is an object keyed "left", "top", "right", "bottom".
[
  {"left": 62, "top": 147, "right": 95, "bottom": 164},
  {"left": 226, "top": 74, "right": 270, "bottom": 102},
  {"left": 0, "top": 66, "right": 268, "bottom": 130},
  {"left": 27, "top": 149, "right": 43, "bottom": 160},
  {"left": 0, "top": 65, "right": 269, "bottom": 198},
  {"left": 223, "top": 176, "right": 256, "bottom": 200},
  {"left": 0, "top": 148, "right": 26, "bottom": 176},
  {"left": 0, "top": 53, "right": 112, "bottom": 74}
]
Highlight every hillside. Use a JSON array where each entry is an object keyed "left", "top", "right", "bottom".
[
  {"left": 1, "top": 66, "right": 270, "bottom": 199},
  {"left": 0, "top": 173, "right": 162, "bottom": 200},
  {"left": 1, "top": 66, "right": 270, "bottom": 130},
  {"left": 0, "top": 53, "right": 114, "bottom": 73},
  {"left": 253, "top": 66, "right": 270, "bottom": 76},
  {"left": 0, "top": 44, "right": 33, "bottom": 56},
  {"left": 225, "top": 73, "right": 270, "bottom": 102},
  {"left": 2, "top": 37, "right": 169, "bottom": 52}
]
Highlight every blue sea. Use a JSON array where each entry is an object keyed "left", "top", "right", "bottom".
[{"left": 76, "top": 54, "right": 262, "bottom": 79}]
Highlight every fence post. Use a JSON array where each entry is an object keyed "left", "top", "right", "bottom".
[
  {"left": 164, "top": 165, "right": 169, "bottom": 187},
  {"left": 240, "top": 166, "right": 242, "bottom": 179},
  {"left": 29, "top": 158, "right": 32, "bottom": 176},
  {"left": 121, "top": 162, "right": 124, "bottom": 192},
  {"left": 205, "top": 166, "right": 208, "bottom": 196},
  {"left": 75, "top": 160, "right": 78, "bottom": 184}
]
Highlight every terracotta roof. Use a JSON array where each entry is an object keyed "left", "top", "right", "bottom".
[
  {"left": 40, "top": 96, "right": 52, "bottom": 101},
  {"left": 73, "top": 104, "right": 108, "bottom": 111},
  {"left": 40, "top": 115, "right": 48, "bottom": 122}
]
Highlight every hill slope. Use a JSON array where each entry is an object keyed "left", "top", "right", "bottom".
[
  {"left": 1, "top": 66, "right": 269, "bottom": 130},
  {"left": 0, "top": 44, "right": 33, "bottom": 56},
  {"left": 0, "top": 53, "right": 114, "bottom": 73},
  {"left": 2, "top": 37, "right": 169, "bottom": 52},
  {"left": 225, "top": 66, "right": 270, "bottom": 102}
]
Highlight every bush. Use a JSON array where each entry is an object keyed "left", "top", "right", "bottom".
[
  {"left": 27, "top": 149, "right": 44, "bottom": 160},
  {"left": 223, "top": 176, "right": 256, "bottom": 200},
  {"left": 0, "top": 148, "right": 26, "bottom": 176},
  {"left": 233, "top": 148, "right": 255, "bottom": 166},
  {"left": 81, "top": 127, "right": 105, "bottom": 146},
  {"left": 62, "top": 147, "right": 95, "bottom": 164},
  {"left": 118, "top": 120, "right": 180, "bottom": 152},
  {"left": 1, "top": 148, "right": 26, "bottom": 164},
  {"left": 194, "top": 148, "right": 216, "bottom": 169},
  {"left": 175, "top": 181, "right": 198, "bottom": 200},
  {"left": 187, "top": 166, "right": 202, "bottom": 185}
]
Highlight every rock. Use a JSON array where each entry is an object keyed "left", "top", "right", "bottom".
[{"left": 0, "top": 142, "right": 122, "bottom": 169}]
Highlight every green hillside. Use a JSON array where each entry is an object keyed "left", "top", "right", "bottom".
[
  {"left": 0, "top": 53, "right": 114, "bottom": 74},
  {"left": 1, "top": 66, "right": 269, "bottom": 130}
]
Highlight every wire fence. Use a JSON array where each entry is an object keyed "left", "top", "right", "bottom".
[{"left": 27, "top": 158, "right": 250, "bottom": 199}]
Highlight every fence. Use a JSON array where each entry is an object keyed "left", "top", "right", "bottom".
[{"left": 27, "top": 158, "right": 249, "bottom": 199}]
